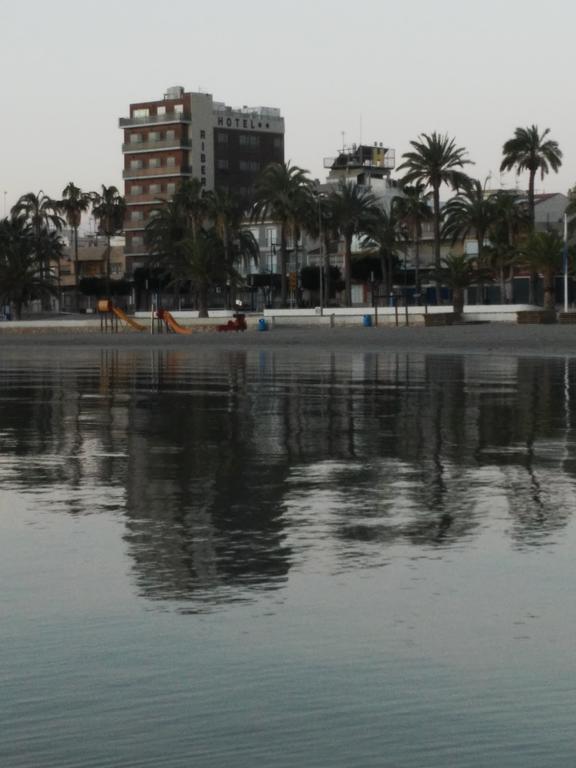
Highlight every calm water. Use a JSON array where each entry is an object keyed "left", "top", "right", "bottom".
[{"left": 1, "top": 348, "right": 576, "bottom": 767}]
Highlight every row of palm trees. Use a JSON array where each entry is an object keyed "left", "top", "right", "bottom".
[
  {"left": 0, "top": 184, "right": 125, "bottom": 315},
  {"left": 243, "top": 124, "right": 567, "bottom": 308},
  {"left": 0, "top": 124, "right": 570, "bottom": 317}
]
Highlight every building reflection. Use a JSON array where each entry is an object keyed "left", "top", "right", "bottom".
[{"left": 1, "top": 348, "right": 576, "bottom": 608}]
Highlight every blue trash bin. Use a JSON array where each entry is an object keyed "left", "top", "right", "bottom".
[
  {"left": 362, "top": 314, "right": 372, "bottom": 327},
  {"left": 258, "top": 318, "right": 268, "bottom": 332}
]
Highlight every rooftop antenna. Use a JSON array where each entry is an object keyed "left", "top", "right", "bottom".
[{"left": 359, "top": 115, "right": 363, "bottom": 146}]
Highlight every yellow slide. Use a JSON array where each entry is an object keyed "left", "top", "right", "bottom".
[{"left": 161, "top": 310, "right": 193, "bottom": 335}]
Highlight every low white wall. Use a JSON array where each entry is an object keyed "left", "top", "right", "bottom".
[
  {"left": 135, "top": 310, "right": 235, "bottom": 320},
  {"left": 264, "top": 304, "right": 541, "bottom": 325}
]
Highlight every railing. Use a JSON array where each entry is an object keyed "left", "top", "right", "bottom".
[
  {"left": 119, "top": 112, "right": 192, "bottom": 127},
  {"left": 124, "top": 243, "right": 148, "bottom": 256},
  {"left": 125, "top": 192, "right": 171, "bottom": 205},
  {"left": 123, "top": 165, "right": 192, "bottom": 179},
  {"left": 122, "top": 138, "right": 192, "bottom": 153}
]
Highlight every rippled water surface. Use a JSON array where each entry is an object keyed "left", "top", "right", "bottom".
[{"left": 1, "top": 348, "right": 576, "bottom": 767}]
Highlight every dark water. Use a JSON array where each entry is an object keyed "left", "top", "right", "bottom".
[{"left": 1, "top": 348, "right": 576, "bottom": 767}]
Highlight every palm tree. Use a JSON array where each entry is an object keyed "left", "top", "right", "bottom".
[
  {"left": 500, "top": 125, "right": 562, "bottom": 228},
  {"left": 397, "top": 132, "right": 472, "bottom": 303},
  {"left": 205, "top": 189, "right": 256, "bottom": 307},
  {"left": 521, "top": 231, "right": 564, "bottom": 311},
  {"left": 173, "top": 178, "right": 208, "bottom": 240},
  {"left": 442, "top": 179, "right": 496, "bottom": 303},
  {"left": 328, "top": 181, "right": 377, "bottom": 306},
  {"left": 361, "top": 206, "right": 405, "bottom": 297},
  {"left": 486, "top": 191, "right": 529, "bottom": 302},
  {"left": 437, "top": 254, "right": 489, "bottom": 317},
  {"left": 58, "top": 182, "right": 91, "bottom": 311},
  {"left": 394, "top": 185, "right": 432, "bottom": 301},
  {"left": 170, "top": 229, "right": 226, "bottom": 318},
  {"left": 11, "top": 191, "right": 63, "bottom": 308},
  {"left": 500, "top": 125, "right": 562, "bottom": 306},
  {"left": 91, "top": 185, "right": 126, "bottom": 297},
  {"left": 253, "top": 162, "right": 313, "bottom": 306},
  {"left": 0, "top": 217, "right": 56, "bottom": 319}
]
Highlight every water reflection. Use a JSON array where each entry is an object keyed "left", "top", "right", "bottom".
[{"left": 1, "top": 349, "right": 576, "bottom": 609}]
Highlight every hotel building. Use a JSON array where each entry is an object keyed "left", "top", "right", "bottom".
[{"left": 119, "top": 86, "right": 285, "bottom": 265}]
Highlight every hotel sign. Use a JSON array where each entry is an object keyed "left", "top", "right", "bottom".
[{"left": 215, "top": 115, "right": 282, "bottom": 132}]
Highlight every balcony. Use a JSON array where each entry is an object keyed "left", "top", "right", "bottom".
[
  {"left": 126, "top": 192, "right": 171, "bottom": 205},
  {"left": 119, "top": 111, "right": 192, "bottom": 128},
  {"left": 123, "top": 165, "right": 192, "bottom": 180},
  {"left": 124, "top": 242, "right": 148, "bottom": 256},
  {"left": 122, "top": 138, "right": 192, "bottom": 153}
]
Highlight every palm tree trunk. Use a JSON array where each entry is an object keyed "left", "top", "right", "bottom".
[
  {"left": 477, "top": 234, "right": 485, "bottom": 304},
  {"left": 433, "top": 185, "right": 441, "bottom": 304},
  {"left": 344, "top": 233, "right": 353, "bottom": 307},
  {"left": 528, "top": 171, "right": 537, "bottom": 305},
  {"left": 280, "top": 226, "right": 288, "bottom": 307},
  {"left": 543, "top": 268, "right": 555, "bottom": 311},
  {"left": 414, "top": 225, "right": 421, "bottom": 304},
  {"left": 323, "top": 233, "right": 331, "bottom": 305},
  {"left": 453, "top": 286, "right": 464, "bottom": 316},
  {"left": 74, "top": 226, "right": 80, "bottom": 312},
  {"left": 105, "top": 235, "right": 111, "bottom": 298},
  {"left": 198, "top": 280, "right": 209, "bottom": 318}
]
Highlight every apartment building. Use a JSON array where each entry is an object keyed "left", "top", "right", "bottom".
[{"left": 119, "top": 86, "right": 285, "bottom": 266}]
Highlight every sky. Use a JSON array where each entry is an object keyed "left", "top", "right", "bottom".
[{"left": 1, "top": 0, "right": 575, "bottom": 213}]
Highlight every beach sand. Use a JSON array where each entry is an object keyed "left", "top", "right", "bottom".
[{"left": 1, "top": 323, "right": 576, "bottom": 357}]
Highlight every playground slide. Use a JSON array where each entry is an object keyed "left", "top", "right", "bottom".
[
  {"left": 162, "top": 311, "right": 193, "bottom": 335},
  {"left": 111, "top": 305, "right": 147, "bottom": 332}
]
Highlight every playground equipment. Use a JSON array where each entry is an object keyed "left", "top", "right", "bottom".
[
  {"left": 97, "top": 300, "right": 147, "bottom": 332},
  {"left": 155, "top": 308, "right": 247, "bottom": 334},
  {"left": 155, "top": 308, "right": 194, "bottom": 335}
]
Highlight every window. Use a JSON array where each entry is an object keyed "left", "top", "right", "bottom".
[
  {"left": 131, "top": 210, "right": 144, "bottom": 221},
  {"left": 130, "top": 159, "right": 143, "bottom": 170},
  {"left": 200, "top": 130, "right": 206, "bottom": 139},
  {"left": 166, "top": 183, "right": 176, "bottom": 194},
  {"left": 148, "top": 131, "right": 160, "bottom": 142},
  {"left": 149, "top": 184, "right": 161, "bottom": 194},
  {"left": 265, "top": 227, "right": 277, "bottom": 247},
  {"left": 149, "top": 158, "right": 161, "bottom": 168},
  {"left": 166, "top": 129, "right": 176, "bottom": 140},
  {"left": 239, "top": 134, "right": 260, "bottom": 147},
  {"left": 273, "top": 136, "right": 283, "bottom": 149},
  {"left": 110, "top": 263, "right": 122, "bottom": 275},
  {"left": 217, "top": 159, "right": 229, "bottom": 170},
  {"left": 217, "top": 132, "right": 228, "bottom": 144},
  {"left": 157, "top": 106, "right": 166, "bottom": 116},
  {"left": 132, "top": 236, "right": 144, "bottom": 247},
  {"left": 129, "top": 133, "right": 142, "bottom": 144},
  {"left": 240, "top": 160, "right": 260, "bottom": 172},
  {"left": 133, "top": 108, "right": 149, "bottom": 118},
  {"left": 166, "top": 156, "right": 176, "bottom": 167},
  {"left": 130, "top": 185, "right": 142, "bottom": 196},
  {"left": 174, "top": 103, "right": 184, "bottom": 114}
]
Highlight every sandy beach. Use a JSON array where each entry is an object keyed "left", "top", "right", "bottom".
[{"left": 1, "top": 323, "right": 576, "bottom": 357}]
